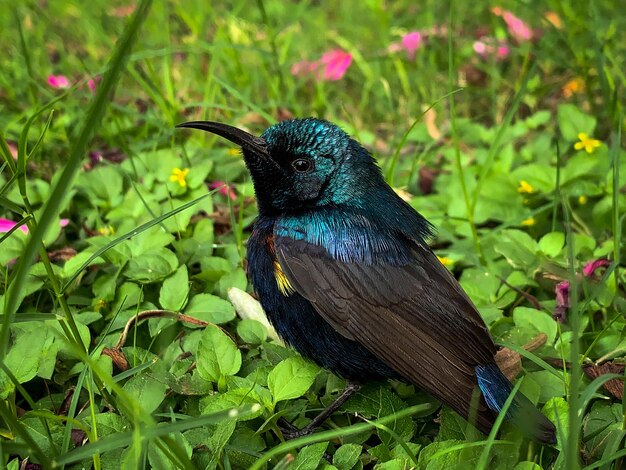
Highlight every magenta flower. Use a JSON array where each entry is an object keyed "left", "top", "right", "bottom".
[
  {"left": 87, "top": 78, "right": 97, "bottom": 93},
  {"left": 554, "top": 258, "right": 611, "bottom": 322},
  {"left": 582, "top": 258, "right": 610, "bottom": 277},
  {"left": 0, "top": 218, "right": 69, "bottom": 235},
  {"left": 553, "top": 281, "right": 569, "bottom": 322},
  {"left": 492, "top": 7, "right": 533, "bottom": 42},
  {"left": 209, "top": 181, "right": 237, "bottom": 201},
  {"left": 291, "top": 49, "right": 353, "bottom": 81},
  {"left": 47, "top": 75, "right": 70, "bottom": 89},
  {"left": 0, "top": 218, "right": 28, "bottom": 234},
  {"left": 320, "top": 50, "right": 353, "bottom": 81},
  {"left": 401, "top": 32, "right": 422, "bottom": 60}
]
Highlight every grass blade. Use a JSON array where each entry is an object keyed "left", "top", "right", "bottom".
[{"left": 53, "top": 405, "right": 259, "bottom": 466}]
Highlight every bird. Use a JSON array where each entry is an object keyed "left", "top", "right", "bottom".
[{"left": 177, "top": 117, "right": 557, "bottom": 444}]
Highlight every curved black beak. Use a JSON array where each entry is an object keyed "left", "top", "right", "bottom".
[{"left": 176, "top": 121, "right": 270, "bottom": 159}]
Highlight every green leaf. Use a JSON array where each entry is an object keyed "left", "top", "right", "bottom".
[
  {"left": 125, "top": 248, "right": 179, "bottom": 283},
  {"left": 75, "top": 165, "right": 124, "bottom": 208},
  {"left": 417, "top": 439, "right": 480, "bottom": 470},
  {"left": 494, "top": 230, "right": 539, "bottom": 271},
  {"left": 538, "top": 232, "right": 565, "bottom": 258},
  {"left": 524, "top": 110, "right": 551, "bottom": 129},
  {"left": 528, "top": 371, "right": 566, "bottom": 403},
  {"left": 583, "top": 402, "right": 624, "bottom": 460},
  {"left": 159, "top": 265, "right": 189, "bottom": 311},
  {"left": 17, "top": 417, "right": 64, "bottom": 459},
  {"left": 438, "top": 407, "right": 477, "bottom": 441},
  {"left": 122, "top": 373, "right": 168, "bottom": 414},
  {"left": 147, "top": 431, "right": 192, "bottom": 470},
  {"left": 390, "top": 442, "right": 421, "bottom": 463},
  {"left": 110, "top": 281, "right": 144, "bottom": 314},
  {"left": 513, "top": 463, "right": 542, "bottom": 470},
  {"left": 196, "top": 326, "right": 242, "bottom": 382},
  {"left": 226, "top": 427, "right": 267, "bottom": 469},
  {"left": 557, "top": 104, "right": 597, "bottom": 141},
  {"left": 185, "top": 293, "right": 235, "bottom": 325},
  {"left": 0, "top": 328, "right": 52, "bottom": 394},
  {"left": 207, "top": 419, "right": 237, "bottom": 463},
  {"left": 292, "top": 442, "right": 328, "bottom": 470},
  {"left": 333, "top": 444, "right": 362, "bottom": 470},
  {"left": 6, "top": 459, "right": 19, "bottom": 470},
  {"left": 201, "top": 389, "right": 265, "bottom": 421},
  {"left": 374, "top": 459, "right": 405, "bottom": 470},
  {"left": 267, "top": 356, "right": 319, "bottom": 404},
  {"left": 237, "top": 319, "right": 268, "bottom": 344},
  {"left": 542, "top": 397, "right": 568, "bottom": 449},
  {"left": 342, "top": 383, "right": 416, "bottom": 445},
  {"left": 419, "top": 439, "right": 517, "bottom": 470},
  {"left": 511, "top": 163, "right": 556, "bottom": 193},
  {"left": 513, "top": 307, "right": 558, "bottom": 345},
  {"left": 215, "top": 267, "right": 247, "bottom": 298}
]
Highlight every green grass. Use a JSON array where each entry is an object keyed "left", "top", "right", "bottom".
[{"left": 1, "top": 1, "right": 625, "bottom": 469}]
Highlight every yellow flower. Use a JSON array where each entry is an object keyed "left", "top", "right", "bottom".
[
  {"left": 574, "top": 133, "right": 601, "bottom": 154},
  {"left": 517, "top": 180, "right": 534, "bottom": 194},
  {"left": 437, "top": 256, "right": 453, "bottom": 267},
  {"left": 562, "top": 77, "right": 584, "bottom": 98},
  {"left": 94, "top": 299, "right": 106, "bottom": 312},
  {"left": 521, "top": 217, "right": 535, "bottom": 226},
  {"left": 578, "top": 195, "right": 588, "bottom": 205},
  {"left": 170, "top": 167, "right": 190, "bottom": 187},
  {"left": 98, "top": 225, "right": 115, "bottom": 236}
]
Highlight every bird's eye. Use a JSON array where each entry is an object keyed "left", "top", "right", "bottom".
[{"left": 292, "top": 158, "right": 313, "bottom": 173}]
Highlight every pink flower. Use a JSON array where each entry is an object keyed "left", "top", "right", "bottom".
[
  {"left": 291, "top": 49, "right": 353, "bottom": 81},
  {"left": 473, "top": 37, "right": 510, "bottom": 60},
  {"left": 554, "top": 258, "right": 611, "bottom": 322},
  {"left": 473, "top": 41, "right": 487, "bottom": 55},
  {"left": 0, "top": 218, "right": 28, "bottom": 234},
  {"left": 401, "top": 32, "right": 422, "bottom": 60},
  {"left": 47, "top": 75, "right": 70, "bottom": 89},
  {"left": 492, "top": 7, "right": 533, "bottom": 42},
  {"left": 496, "top": 45, "right": 510, "bottom": 58},
  {"left": 87, "top": 78, "right": 97, "bottom": 93},
  {"left": 0, "top": 218, "right": 69, "bottom": 235},
  {"left": 553, "top": 281, "right": 569, "bottom": 322},
  {"left": 209, "top": 181, "right": 237, "bottom": 201},
  {"left": 320, "top": 50, "right": 353, "bottom": 81},
  {"left": 582, "top": 258, "right": 610, "bottom": 278}
]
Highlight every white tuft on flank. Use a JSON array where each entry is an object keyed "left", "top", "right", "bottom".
[{"left": 228, "top": 287, "right": 284, "bottom": 344}]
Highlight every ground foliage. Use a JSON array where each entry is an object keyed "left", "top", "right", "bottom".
[{"left": 0, "top": 1, "right": 625, "bottom": 469}]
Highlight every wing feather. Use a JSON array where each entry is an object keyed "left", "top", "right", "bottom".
[{"left": 275, "top": 235, "right": 497, "bottom": 427}]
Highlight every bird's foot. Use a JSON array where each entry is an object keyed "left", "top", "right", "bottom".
[
  {"left": 278, "top": 418, "right": 316, "bottom": 440},
  {"left": 277, "top": 382, "right": 362, "bottom": 441}
]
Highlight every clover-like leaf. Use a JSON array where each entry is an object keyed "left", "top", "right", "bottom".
[
  {"left": 196, "top": 326, "right": 242, "bottom": 383},
  {"left": 267, "top": 356, "right": 319, "bottom": 405}
]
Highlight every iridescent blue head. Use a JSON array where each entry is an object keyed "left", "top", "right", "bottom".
[{"left": 177, "top": 118, "right": 385, "bottom": 215}]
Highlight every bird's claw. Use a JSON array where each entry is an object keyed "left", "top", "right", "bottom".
[{"left": 278, "top": 418, "right": 314, "bottom": 440}]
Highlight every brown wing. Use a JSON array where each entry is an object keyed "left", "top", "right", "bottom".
[{"left": 275, "top": 236, "right": 498, "bottom": 431}]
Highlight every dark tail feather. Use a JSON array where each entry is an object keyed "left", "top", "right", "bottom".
[{"left": 475, "top": 363, "right": 556, "bottom": 444}]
